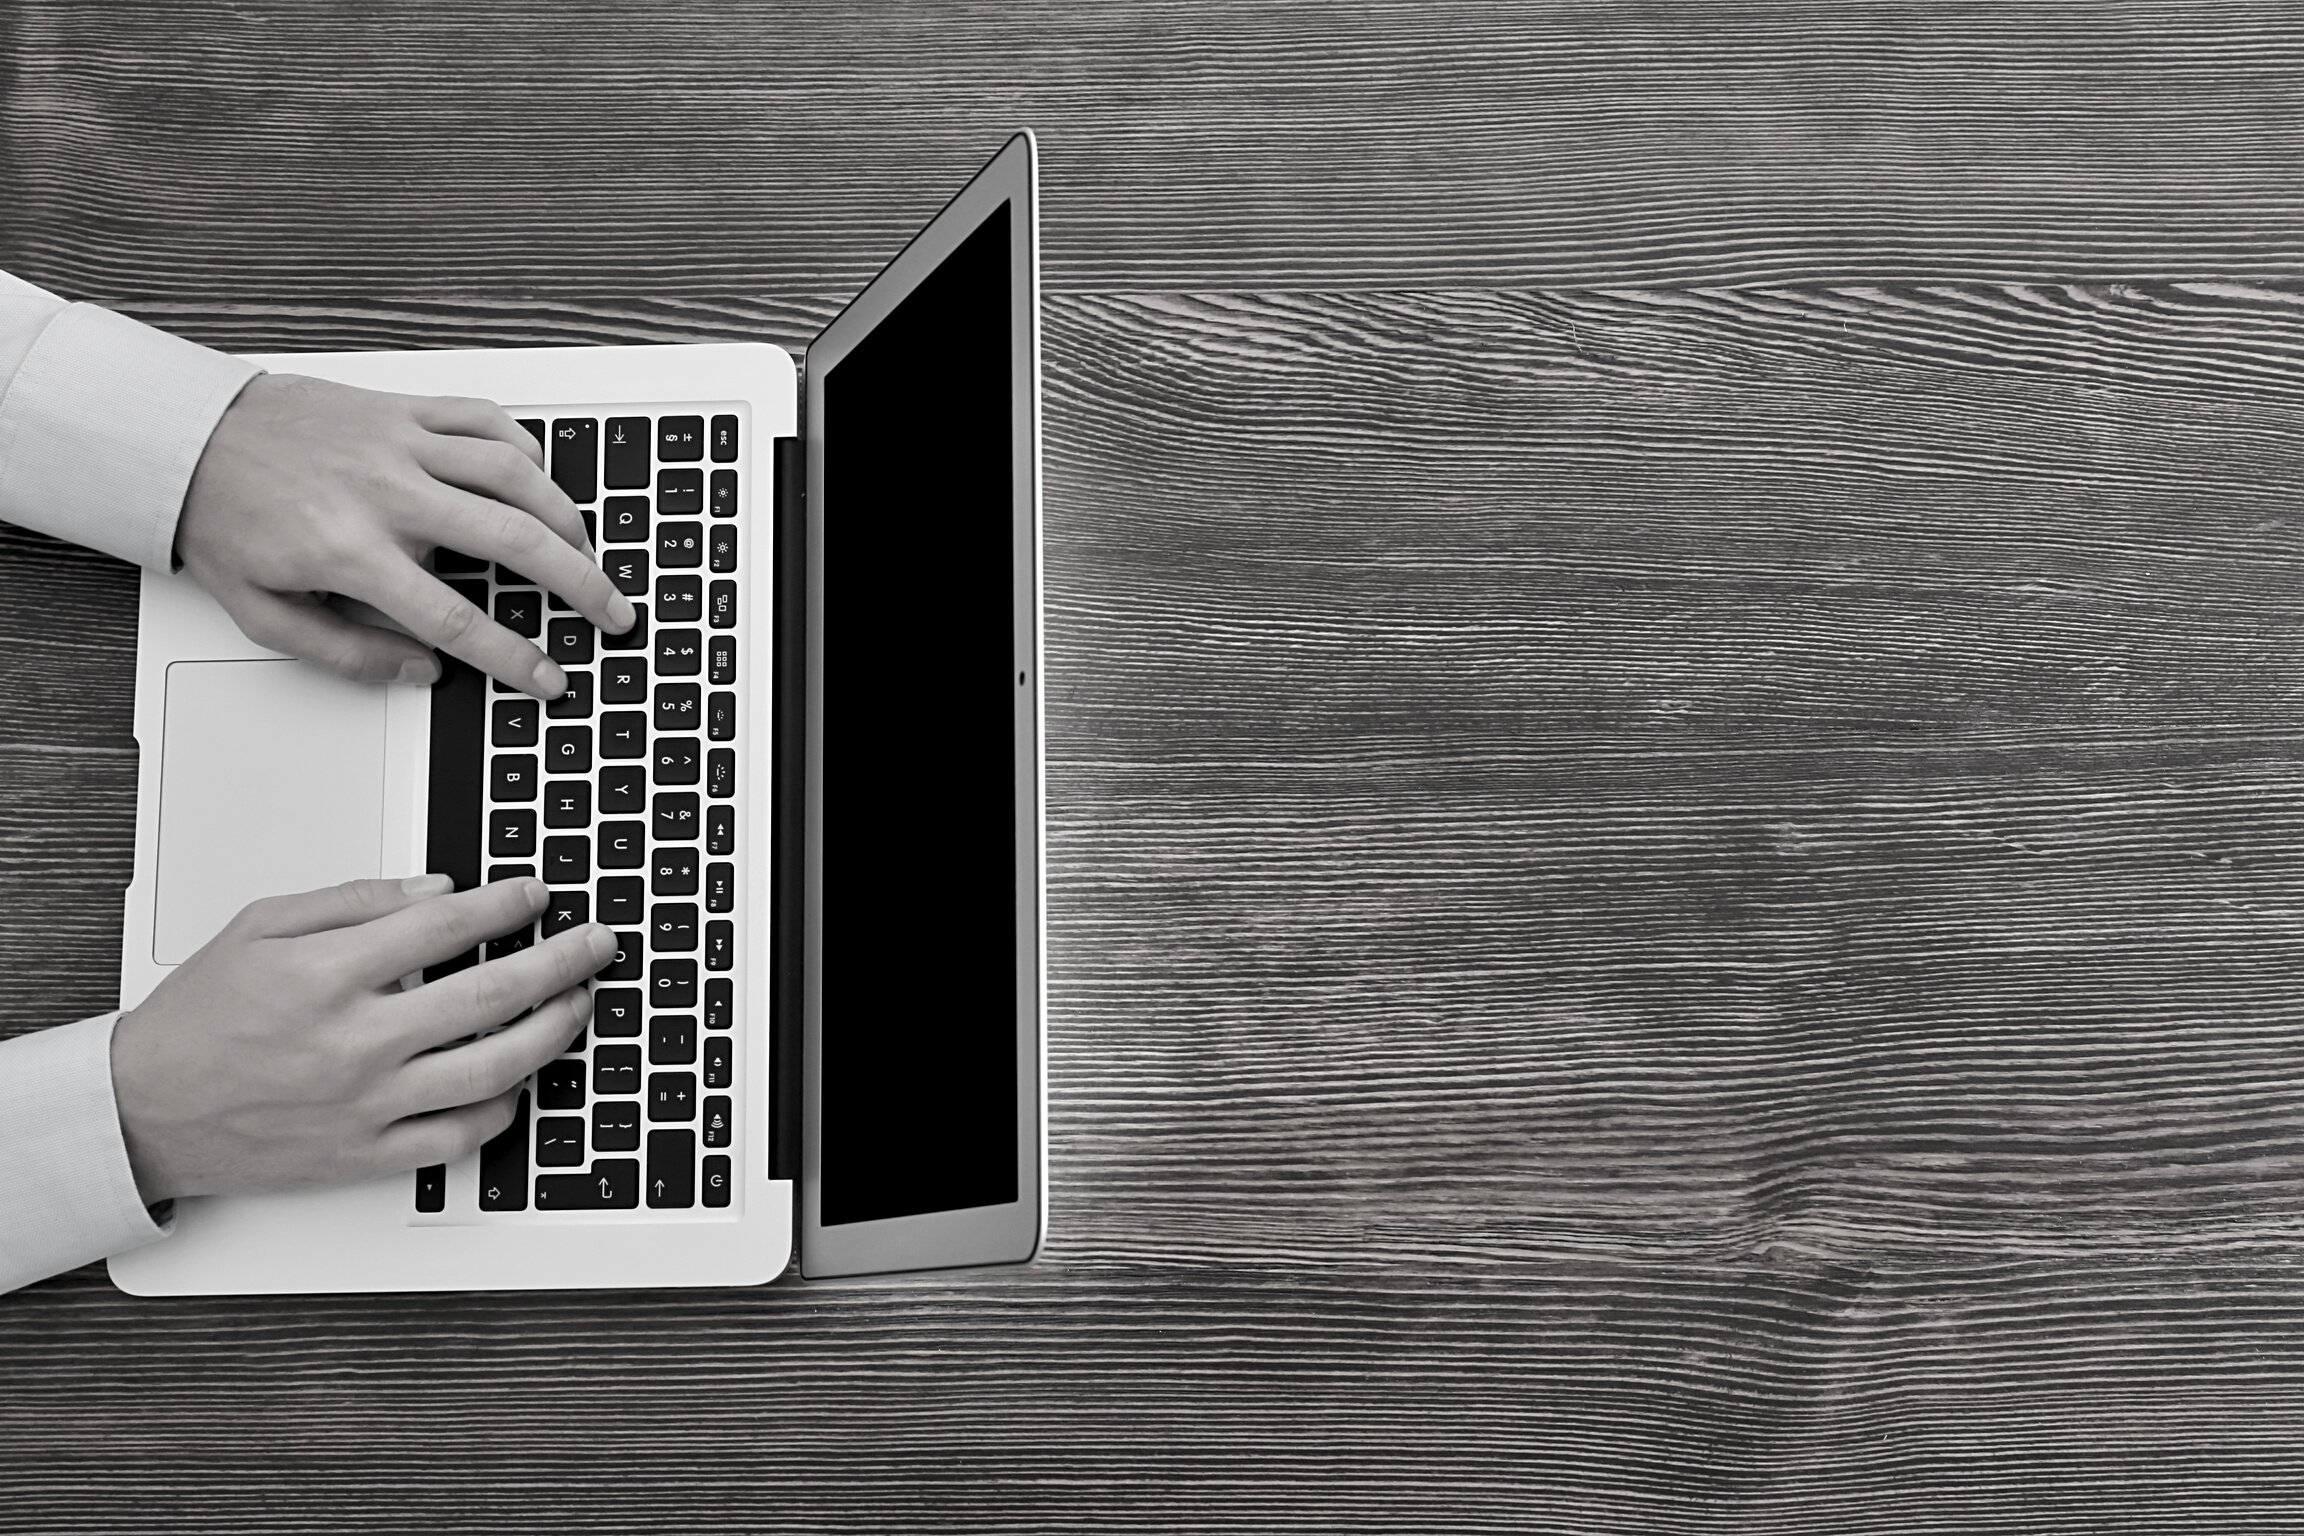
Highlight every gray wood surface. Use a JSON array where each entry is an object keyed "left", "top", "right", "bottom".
[{"left": 6, "top": 3, "right": 2304, "bottom": 1532}]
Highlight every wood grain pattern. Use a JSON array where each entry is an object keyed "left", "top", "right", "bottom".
[
  {"left": 9, "top": 2, "right": 2304, "bottom": 1531},
  {"left": 8, "top": 2, "right": 2304, "bottom": 296}
]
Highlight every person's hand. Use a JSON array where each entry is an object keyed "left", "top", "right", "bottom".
[
  {"left": 110, "top": 873, "right": 612, "bottom": 1204},
  {"left": 175, "top": 373, "right": 635, "bottom": 700}
]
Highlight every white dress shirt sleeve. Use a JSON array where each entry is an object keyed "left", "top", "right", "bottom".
[
  {"left": 0, "top": 267, "right": 256, "bottom": 1289},
  {"left": 0, "top": 1014, "right": 171, "bottom": 1293},
  {"left": 0, "top": 268, "right": 261, "bottom": 572}
]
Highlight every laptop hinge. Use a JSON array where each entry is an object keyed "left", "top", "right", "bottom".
[{"left": 770, "top": 432, "right": 805, "bottom": 1184}]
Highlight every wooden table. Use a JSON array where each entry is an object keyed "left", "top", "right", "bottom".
[{"left": 6, "top": 4, "right": 2304, "bottom": 1530}]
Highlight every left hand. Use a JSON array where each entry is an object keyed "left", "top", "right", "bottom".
[{"left": 175, "top": 372, "right": 634, "bottom": 699}]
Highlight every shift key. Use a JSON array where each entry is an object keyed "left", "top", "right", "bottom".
[{"left": 535, "top": 1159, "right": 640, "bottom": 1210}]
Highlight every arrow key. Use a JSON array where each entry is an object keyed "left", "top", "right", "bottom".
[{"left": 648, "top": 1129, "right": 696, "bottom": 1207}]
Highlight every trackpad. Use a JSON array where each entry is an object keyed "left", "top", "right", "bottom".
[{"left": 155, "top": 660, "right": 389, "bottom": 965}]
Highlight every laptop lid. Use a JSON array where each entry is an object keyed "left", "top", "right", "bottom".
[{"left": 798, "top": 133, "right": 1042, "bottom": 1277}]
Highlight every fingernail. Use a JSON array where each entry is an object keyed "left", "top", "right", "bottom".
[
  {"left": 525, "top": 878, "right": 549, "bottom": 911},
  {"left": 567, "top": 988, "right": 595, "bottom": 1022},
  {"left": 609, "top": 594, "right": 636, "bottom": 632},
  {"left": 586, "top": 924, "right": 615, "bottom": 960},
  {"left": 396, "top": 657, "right": 441, "bottom": 687},
  {"left": 401, "top": 872, "right": 454, "bottom": 896},
  {"left": 532, "top": 658, "right": 567, "bottom": 696}
]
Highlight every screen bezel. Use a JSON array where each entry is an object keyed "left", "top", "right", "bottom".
[{"left": 798, "top": 132, "right": 1043, "bottom": 1278}]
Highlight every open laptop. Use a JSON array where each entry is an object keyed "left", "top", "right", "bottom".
[{"left": 108, "top": 133, "right": 1043, "bottom": 1294}]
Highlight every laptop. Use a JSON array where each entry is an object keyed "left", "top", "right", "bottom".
[{"left": 107, "top": 133, "right": 1044, "bottom": 1294}]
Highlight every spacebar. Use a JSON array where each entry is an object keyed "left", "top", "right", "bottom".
[{"left": 423, "top": 656, "right": 485, "bottom": 969}]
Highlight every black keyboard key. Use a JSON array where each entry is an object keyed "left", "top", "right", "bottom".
[
  {"left": 709, "top": 523, "right": 736, "bottom": 573},
  {"left": 435, "top": 546, "right": 488, "bottom": 575},
  {"left": 708, "top": 691, "right": 735, "bottom": 741},
  {"left": 652, "top": 957, "right": 698, "bottom": 1008},
  {"left": 548, "top": 669, "right": 594, "bottom": 719},
  {"left": 655, "top": 682, "right": 701, "bottom": 733},
  {"left": 599, "top": 764, "right": 647, "bottom": 814},
  {"left": 487, "top": 863, "right": 535, "bottom": 885},
  {"left": 489, "top": 810, "right": 537, "bottom": 859},
  {"left": 649, "top": 1071, "right": 698, "bottom": 1122},
  {"left": 598, "top": 820, "right": 646, "bottom": 869},
  {"left": 496, "top": 563, "right": 534, "bottom": 588},
  {"left": 707, "top": 748, "right": 734, "bottom": 799},
  {"left": 594, "top": 1044, "right": 641, "bottom": 1095},
  {"left": 604, "top": 545, "right": 649, "bottom": 597},
  {"left": 601, "top": 655, "right": 648, "bottom": 704},
  {"left": 580, "top": 507, "right": 595, "bottom": 547},
  {"left": 709, "top": 580, "right": 736, "bottom": 629},
  {"left": 543, "top": 835, "right": 590, "bottom": 886},
  {"left": 597, "top": 875, "right": 644, "bottom": 926},
  {"left": 658, "top": 466, "right": 703, "bottom": 515},
  {"left": 494, "top": 588, "right": 542, "bottom": 639},
  {"left": 492, "top": 699, "right": 539, "bottom": 747},
  {"left": 709, "top": 635, "right": 735, "bottom": 685},
  {"left": 535, "top": 1159, "right": 639, "bottom": 1210},
  {"left": 704, "top": 1034, "right": 732, "bottom": 1090},
  {"left": 538, "top": 1057, "right": 587, "bottom": 1111},
  {"left": 543, "top": 889, "right": 589, "bottom": 939},
  {"left": 705, "top": 920, "right": 732, "bottom": 973},
  {"left": 485, "top": 923, "right": 533, "bottom": 961},
  {"left": 703, "top": 1153, "right": 731, "bottom": 1207},
  {"left": 601, "top": 601, "right": 648, "bottom": 653},
  {"left": 652, "top": 901, "right": 699, "bottom": 952},
  {"left": 491, "top": 753, "right": 538, "bottom": 802},
  {"left": 549, "top": 589, "right": 573, "bottom": 614},
  {"left": 605, "top": 417, "right": 651, "bottom": 489},
  {"left": 707, "top": 804, "right": 734, "bottom": 856},
  {"left": 600, "top": 931, "right": 644, "bottom": 983},
  {"left": 600, "top": 711, "right": 647, "bottom": 759},
  {"left": 656, "top": 627, "right": 703, "bottom": 676},
  {"left": 654, "top": 736, "right": 701, "bottom": 785},
  {"left": 659, "top": 416, "right": 704, "bottom": 463},
  {"left": 705, "top": 863, "right": 734, "bottom": 915},
  {"left": 704, "top": 976, "right": 733, "bottom": 1031},
  {"left": 658, "top": 520, "right": 704, "bottom": 569},
  {"left": 603, "top": 496, "right": 651, "bottom": 545},
  {"left": 547, "top": 617, "right": 594, "bottom": 668},
  {"left": 478, "top": 1089, "right": 530, "bottom": 1210},
  {"left": 703, "top": 1094, "right": 732, "bottom": 1148},
  {"left": 550, "top": 418, "right": 598, "bottom": 505},
  {"left": 519, "top": 418, "right": 546, "bottom": 453},
  {"left": 648, "top": 1129, "right": 696, "bottom": 1208},
  {"left": 593, "top": 985, "right": 643, "bottom": 1037},
  {"left": 546, "top": 723, "right": 593, "bottom": 775},
  {"left": 709, "top": 468, "right": 737, "bottom": 518},
  {"left": 544, "top": 778, "right": 592, "bottom": 829},
  {"left": 656, "top": 574, "right": 702, "bottom": 622},
  {"left": 653, "top": 790, "right": 701, "bottom": 842},
  {"left": 536, "top": 1115, "right": 586, "bottom": 1167},
  {"left": 653, "top": 846, "right": 700, "bottom": 895},
  {"left": 650, "top": 1013, "right": 697, "bottom": 1064},
  {"left": 709, "top": 414, "right": 737, "bottom": 463},
  {"left": 414, "top": 1163, "right": 446, "bottom": 1212},
  {"left": 593, "top": 1100, "right": 641, "bottom": 1152},
  {"left": 446, "top": 577, "right": 489, "bottom": 612}
]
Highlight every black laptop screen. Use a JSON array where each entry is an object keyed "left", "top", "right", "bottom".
[{"left": 818, "top": 199, "right": 1019, "bottom": 1226}]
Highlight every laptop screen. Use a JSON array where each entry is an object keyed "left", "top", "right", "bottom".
[{"left": 817, "top": 198, "right": 1020, "bottom": 1227}]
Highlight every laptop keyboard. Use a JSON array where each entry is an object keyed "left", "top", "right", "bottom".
[{"left": 412, "top": 407, "right": 747, "bottom": 1219}]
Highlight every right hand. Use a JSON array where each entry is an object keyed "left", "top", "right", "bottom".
[{"left": 110, "top": 874, "right": 612, "bottom": 1205}]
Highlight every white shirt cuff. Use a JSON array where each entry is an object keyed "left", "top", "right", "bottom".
[
  {"left": 0, "top": 302, "right": 260, "bottom": 572},
  {"left": 0, "top": 1013, "right": 172, "bottom": 1293}
]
